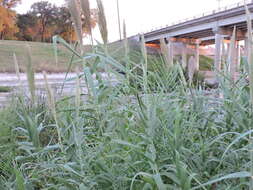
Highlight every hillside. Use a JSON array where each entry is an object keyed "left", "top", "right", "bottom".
[
  {"left": 0, "top": 40, "right": 213, "bottom": 73},
  {"left": 0, "top": 40, "right": 73, "bottom": 73}
]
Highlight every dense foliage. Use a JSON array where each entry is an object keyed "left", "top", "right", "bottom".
[
  {"left": 0, "top": 0, "right": 20, "bottom": 39},
  {"left": 1, "top": 0, "right": 253, "bottom": 189},
  {"left": 0, "top": 0, "right": 97, "bottom": 42},
  {"left": 0, "top": 35, "right": 252, "bottom": 189}
]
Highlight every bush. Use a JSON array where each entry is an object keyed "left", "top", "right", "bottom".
[
  {"left": 0, "top": 86, "right": 11, "bottom": 93},
  {"left": 0, "top": 36, "right": 252, "bottom": 189}
]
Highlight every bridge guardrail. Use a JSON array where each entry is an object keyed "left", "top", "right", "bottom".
[{"left": 144, "top": 0, "right": 252, "bottom": 34}]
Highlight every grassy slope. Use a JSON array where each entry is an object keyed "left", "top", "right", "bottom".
[
  {"left": 0, "top": 40, "right": 73, "bottom": 73},
  {"left": 0, "top": 40, "right": 213, "bottom": 73},
  {"left": 199, "top": 55, "right": 213, "bottom": 70}
]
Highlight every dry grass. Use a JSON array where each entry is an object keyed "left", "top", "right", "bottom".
[
  {"left": 80, "top": 0, "right": 93, "bottom": 45},
  {"left": 245, "top": 4, "right": 253, "bottom": 105},
  {"left": 96, "top": 0, "right": 108, "bottom": 45},
  {"left": 67, "top": 0, "right": 83, "bottom": 46},
  {"left": 26, "top": 45, "right": 36, "bottom": 104},
  {"left": 13, "top": 53, "right": 21, "bottom": 86},
  {"left": 43, "top": 71, "right": 62, "bottom": 146}
]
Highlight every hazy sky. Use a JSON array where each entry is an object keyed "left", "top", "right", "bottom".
[{"left": 15, "top": 0, "right": 243, "bottom": 43}]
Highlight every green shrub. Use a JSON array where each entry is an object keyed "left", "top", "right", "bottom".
[
  {"left": 0, "top": 86, "right": 11, "bottom": 93},
  {"left": 0, "top": 34, "right": 252, "bottom": 189}
]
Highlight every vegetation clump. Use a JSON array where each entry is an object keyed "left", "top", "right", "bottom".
[
  {"left": 0, "top": 33, "right": 252, "bottom": 189},
  {"left": 0, "top": 86, "right": 11, "bottom": 93}
]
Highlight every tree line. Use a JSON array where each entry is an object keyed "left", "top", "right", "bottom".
[{"left": 0, "top": 0, "right": 97, "bottom": 42}]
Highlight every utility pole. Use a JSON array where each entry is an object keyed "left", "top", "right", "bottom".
[
  {"left": 217, "top": 0, "right": 222, "bottom": 9},
  {"left": 116, "top": 0, "right": 122, "bottom": 40}
]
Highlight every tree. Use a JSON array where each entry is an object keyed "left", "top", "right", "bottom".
[
  {"left": 30, "top": 1, "right": 58, "bottom": 42},
  {"left": 54, "top": 7, "right": 75, "bottom": 42},
  {"left": 0, "top": 0, "right": 20, "bottom": 39},
  {"left": 16, "top": 13, "right": 38, "bottom": 41},
  {"left": 55, "top": 5, "right": 97, "bottom": 43},
  {"left": 14, "top": 1, "right": 98, "bottom": 43},
  {"left": 0, "top": 0, "right": 20, "bottom": 8}
]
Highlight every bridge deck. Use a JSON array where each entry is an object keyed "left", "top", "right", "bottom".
[{"left": 144, "top": 1, "right": 253, "bottom": 45}]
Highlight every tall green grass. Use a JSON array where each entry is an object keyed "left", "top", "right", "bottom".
[{"left": 0, "top": 1, "right": 253, "bottom": 190}]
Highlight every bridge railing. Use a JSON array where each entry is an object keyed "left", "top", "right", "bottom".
[{"left": 145, "top": 0, "right": 252, "bottom": 34}]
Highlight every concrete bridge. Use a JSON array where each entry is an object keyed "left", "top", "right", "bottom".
[{"left": 140, "top": 0, "right": 253, "bottom": 74}]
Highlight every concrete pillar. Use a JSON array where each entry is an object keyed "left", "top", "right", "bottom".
[
  {"left": 236, "top": 43, "right": 241, "bottom": 71},
  {"left": 188, "top": 56, "right": 196, "bottom": 83},
  {"left": 230, "top": 40, "right": 238, "bottom": 81},
  {"left": 244, "top": 36, "right": 248, "bottom": 57},
  {"left": 195, "top": 42, "right": 200, "bottom": 71},
  {"left": 222, "top": 38, "right": 226, "bottom": 68},
  {"left": 182, "top": 43, "right": 187, "bottom": 69},
  {"left": 214, "top": 33, "right": 222, "bottom": 71},
  {"left": 227, "top": 43, "right": 230, "bottom": 56},
  {"left": 167, "top": 37, "right": 174, "bottom": 65},
  {"left": 244, "top": 35, "right": 249, "bottom": 72}
]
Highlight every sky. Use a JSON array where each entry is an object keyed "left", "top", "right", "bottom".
[{"left": 15, "top": 0, "right": 243, "bottom": 43}]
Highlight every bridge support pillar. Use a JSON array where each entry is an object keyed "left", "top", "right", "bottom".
[
  {"left": 222, "top": 38, "right": 226, "bottom": 66},
  {"left": 214, "top": 33, "right": 222, "bottom": 71},
  {"left": 244, "top": 36, "right": 248, "bottom": 57},
  {"left": 195, "top": 41, "right": 200, "bottom": 71},
  {"left": 230, "top": 40, "right": 238, "bottom": 80},
  {"left": 236, "top": 42, "right": 241, "bottom": 71},
  {"left": 167, "top": 37, "right": 174, "bottom": 65},
  {"left": 182, "top": 43, "right": 187, "bottom": 69}
]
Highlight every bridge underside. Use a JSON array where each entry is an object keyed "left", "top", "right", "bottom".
[
  {"left": 142, "top": 2, "right": 253, "bottom": 80},
  {"left": 146, "top": 20, "right": 252, "bottom": 46}
]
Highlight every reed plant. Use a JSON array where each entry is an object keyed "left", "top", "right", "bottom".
[
  {"left": 245, "top": 4, "right": 253, "bottom": 189},
  {"left": 13, "top": 53, "right": 21, "bottom": 87},
  {"left": 160, "top": 38, "right": 172, "bottom": 69},
  {"left": 245, "top": 4, "right": 253, "bottom": 106},
  {"left": 43, "top": 71, "right": 62, "bottom": 147},
  {"left": 96, "top": 0, "right": 108, "bottom": 46},
  {"left": 67, "top": 0, "right": 83, "bottom": 49},
  {"left": 25, "top": 45, "right": 36, "bottom": 104},
  {"left": 80, "top": 0, "right": 94, "bottom": 46}
]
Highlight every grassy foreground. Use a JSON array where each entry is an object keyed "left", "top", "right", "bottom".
[
  {"left": 0, "top": 33, "right": 252, "bottom": 189},
  {"left": 0, "top": 0, "right": 253, "bottom": 188}
]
